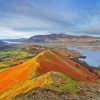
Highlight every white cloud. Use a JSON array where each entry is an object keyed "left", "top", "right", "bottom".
[
  {"left": 0, "top": 27, "right": 33, "bottom": 39},
  {"left": 0, "top": 27, "right": 53, "bottom": 39}
]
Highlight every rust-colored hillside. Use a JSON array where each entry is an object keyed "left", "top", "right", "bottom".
[{"left": 0, "top": 50, "right": 98, "bottom": 94}]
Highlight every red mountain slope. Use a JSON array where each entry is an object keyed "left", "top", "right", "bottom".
[{"left": 0, "top": 50, "right": 98, "bottom": 93}]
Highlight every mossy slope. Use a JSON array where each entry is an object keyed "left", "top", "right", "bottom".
[{"left": 0, "top": 72, "right": 77, "bottom": 100}]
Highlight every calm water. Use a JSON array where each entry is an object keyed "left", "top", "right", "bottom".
[
  {"left": 3, "top": 41, "right": 22, "bottom": 44},
  {"left": 68, "top": 47, "right": 100, "bottom": 67}
]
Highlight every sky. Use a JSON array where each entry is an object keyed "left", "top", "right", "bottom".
[{"left": 0, "top": 0, "right": 100, "bottom": 39}]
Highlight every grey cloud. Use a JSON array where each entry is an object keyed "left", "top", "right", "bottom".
[
  {"left": 0, "top": 0, "right": 77, "bottom": 31},
  {"left": 0, "top": 0, "right": 100, "bottom": 37}
]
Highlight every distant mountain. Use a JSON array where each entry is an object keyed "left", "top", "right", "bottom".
[
  {"left": 3, "top": 34, "right": 100, "bottom": 43},
  {"left": 0, "top": 40, "right": 6, "bottom": 46},
  {"left": 27, "top": 34, "right": 100, "bottom": 43}
]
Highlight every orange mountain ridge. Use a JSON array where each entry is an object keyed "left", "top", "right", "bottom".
[{"left": 0, "top": 50, "right": 98, "bottom": 94}]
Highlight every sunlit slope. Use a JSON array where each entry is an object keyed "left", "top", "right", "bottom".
[
  {"left": 0, "top": 72, "right": 77, "bottom": 100},
  {"left": 35, "top": 50, "right": 98, "bottom": 82},
  {"left": 0, "top": 72, "right": 53, "bottom": 100},
  {"left": 0, "top": 58, "right": 39, "bottom": 93},
  {"left": 0, "top": 50, "right": 98, "bottom": 94}
]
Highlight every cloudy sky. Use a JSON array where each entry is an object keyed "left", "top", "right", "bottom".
[{"left": 0, "top": 0, "right": 100, "bottom": 39}]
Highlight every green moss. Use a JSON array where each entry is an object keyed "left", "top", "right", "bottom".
[
  {"left": 30, "top": 71, "right": 41, "bottom": 79},
  {"left": 42, "top": 72, "right": 78, "bottom": 95},
  {"left": 13, "top": 72, "right": 78, "bottom": 100},
  {"left": 0, "top": 46, "right": 33, "bottom": 70}
]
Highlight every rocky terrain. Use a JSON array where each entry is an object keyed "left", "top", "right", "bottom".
[{"left": 15, "top": 83, "right": 100, "bottom": 100}]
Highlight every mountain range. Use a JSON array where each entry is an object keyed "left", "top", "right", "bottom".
[
  {"left": 3, "top": 34, "right": 100, "bottom": 43},
  {"left": 27, "top": 34, "right": 100, "bottom": 43}
]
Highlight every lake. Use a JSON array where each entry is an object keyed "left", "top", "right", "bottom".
[
  {"left": 68, "top": 47, "right": 100, "bottom": 67},
  {"left": 3, "top": 41, "right": 22, "bottom": 44}
]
